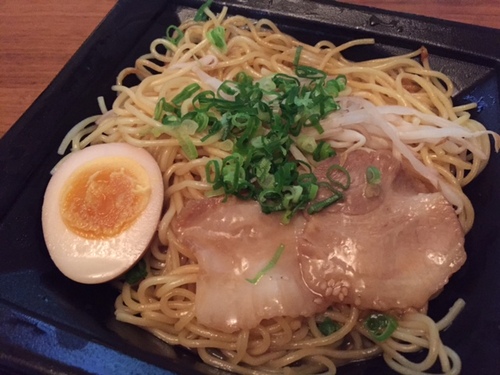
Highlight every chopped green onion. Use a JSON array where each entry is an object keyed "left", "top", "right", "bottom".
[
  {"left": 205, "top": 159, "right": 221, "bottom": 185},
  {"left": 254, "top": 157, "right": 274, "bottom": 188},
  {"left": 298, "top": 169, "right": 314, "bottom": 183},
  {"left": 125, "top": 259, "right": 148, "bottom": 285},
  {"left": 153, "top": 98, "right": 179, "bottom": 125},
  {"left": 154, "top": 98, "right": 166, "bottom": 121},
  {"left": 246, "top": 244, "right": 285, "bottom": 284},
  {"left": 207, "top": 26, "right": 227, "bottom": 53},
  {"left": 295, "top": 135, "right": 317, "bottom": 154},
  {"left": 218, "top": 80, "right": 240, "bottom": 97},
  {"left": 366, "top": 165, "right": 382, "bottom": 185},
  {"left": 166, "top": 25, "right": 184, "bottom": 46},
  {"left": 176, "top": 131, "right": 198, "bottom": 160},
  {"left": 257, "top": 76, "right": 277, "bottom": 93},
  {"left": 162, "top": 114, "right": 180, "bottom": 126},
  {"left": 154, "top": 97, "right": 178, "bottom": 121},
  {"left": 258, "top": 189, "right": 284, "bottom": 213},
  {"left": 182, "top": 110, "right": 210, "bottom": 132},
  {"left": 295, "top": 65, "right": 326, "bottom": 80},
  {"left": 282, "top": 185, "right": 303, "bottom": 209},
  {"left": 325, "top": 75, "right": 347, "bottom": 96},
  {"left": 312, "top": 141, "right": 335, "bottom": 161},
  {"left": 364, "top": 313, "right": 398, "bottom": 342},
  {"left": 194, "top": 0, "right": 213, "bottom": 22},
  {"left": 273, "top": 73, "right": 300, "bottom": 93},
  {"left": 318, "top": 317, "right": 341, "bottom": 336},
  {"left": 172, "top": 83, "right": 201, "bottom": 106},
  {"left": 293, "top": 45, "right": 303, "bottom": 67},
  {"left": 192, "top": 90, "right": 216, "bottom": 111},
  {"left": 326, "top": 164, "right": 351, "bottom": 190},
  {"left": 307, "top": 190, "right": 343, "bottom": 214},
  {"left": 303, "top": 113, "right": 324, "bottom": 134},
  {"left": 151, "top": 62, "right": 347, "bottom": 221}
]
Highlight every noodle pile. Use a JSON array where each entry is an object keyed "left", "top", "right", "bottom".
[{"left": 61, "top": 4, "right": 497, "bottom": 375}]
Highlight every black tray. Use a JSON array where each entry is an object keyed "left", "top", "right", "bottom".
[{"left": 1, "top": 1, "right": 500, "bottom": 374}]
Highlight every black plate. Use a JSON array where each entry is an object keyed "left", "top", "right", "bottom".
[{"left": 1, "top": 1, "right": 500, "bottom": 374}]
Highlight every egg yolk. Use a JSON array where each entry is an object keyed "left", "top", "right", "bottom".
[{"left": 60, "top": 157, "right": 152, "bottom": 239}]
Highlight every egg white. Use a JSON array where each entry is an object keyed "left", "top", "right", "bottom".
[{"left": 42, "top": 142, "right": 164, "bottom": 284}]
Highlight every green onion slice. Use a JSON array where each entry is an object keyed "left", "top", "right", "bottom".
[
  {"left": 194, "top": 0, "right": 213, "bottom": 21},
  {"left": 172, "top": 83, "right": 201, "bottom": 106},
  {"left": 307, "top": 184, "right": 343, "bottom": 214},
  {"left": 154, "top": 98, "right": 166, "bottom": 121},
  {"left": 176, "top": 131, "right": 198, "bottom": 160},
  {"left": 295, "top": 135, "right": 317, "bottom": 154},
  {"left": 318, "top": 317, "right": 341, "bottom": 336},
  {"left": 366, "top": 165, "right": 382, "bottom": 185},
  {"left": 246, "top": 244, "right": 285, "bottom": 284},
  {"left": 205, "top": 159, "right": 221, "bottom": 185},
  {"left": 125, "top": 259, "right": 148, "bottom": 285},
  {"left": 364, "top": 313, "right": 398, "bottom": 342},
  {"left": 295, "top": 65, "right": 327, "bottom": 80},
  {"left": 325, "top": 75, "right": 347, "bottom": 96},
  {"left": 313, "top": 141, "right": 336, "bottom": 161},
  {"left": 326, "top": 164, "right": 351, "bottom": 190},
  {"left": 166, "top": 25, "right": 184, "bottom": 46},
  {"left": 293, "top": 45, "right": 303, "bottom": 67},
  {"left": 207, "top": 26, "right": 227, "bottom": 53}
]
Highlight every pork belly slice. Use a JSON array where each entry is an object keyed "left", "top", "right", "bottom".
[
  {"left": 299, "top": 150, "right": 466, "bottom": 310},
  {"left": 172, "top": 198, "right": 326, "bottom": 333}
]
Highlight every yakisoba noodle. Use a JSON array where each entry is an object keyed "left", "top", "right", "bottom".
[{"left": 61, "top": 4, "right": 497, "bottom": 375}]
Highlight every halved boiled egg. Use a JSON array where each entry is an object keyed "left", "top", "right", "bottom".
[{"left": 42, "top": 142, "right": 164, "bottom": 284}]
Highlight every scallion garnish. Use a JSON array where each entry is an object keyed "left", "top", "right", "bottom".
[
  {"left": 366, "top": 165, "right": 382, "bottom": 185},
  {"left": 295, "top": 65, "right": 327, "bottom": 80},
  {"left": 326, "top": 164, "right": 351, "bottom": 190},
  {"left": 293, "top": 45, "right": 303, "bottom": 67},
  {"left": 246, "top": 244, "right": 285, "bottom": 284},
  {"left": 194, "top": 0, "right": 213, "bottom": 22},
  {"left": 125, "top": 259, "right": 148, "bottom": 285},
  {"left": 296, "top": 135, "right": 317, "bottom": 154},
  {"left": 176, "top": 131, "right": 198, "bottom": 160},
  {"left": 307, "top": 183, "right": 344, "bottom": 215},
  {"left": 318, "top": 317, "right": 341, "bottom": 336},
  {"left": 207, "top": 26, "right": 227, "bottom": 53},
  {"left": 152, "top": 62, "right": 348, "bottom": 220},
  {"left": 154, "top": 98, "right": 165, "bottom": 121},
  {"left": 325, "top": 74, "right": 347, "bottom": 96},
  {"left": 166, "top": 25, "right": 184, "bottom": 46},
  {"left": 172, "top": 83, "right": 201, "bottom": 106},
  {"left": 154, "top": 97, "right": 178, "bottom": 121},
  {"left": 364, "top": 313, "right": 398, "bottom": 342},
  {"left": 313, "top": 141, "right": 336, "bottom": 162}
]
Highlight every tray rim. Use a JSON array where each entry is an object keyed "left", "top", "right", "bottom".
[{"left": 1, "top": 1, "right": 500, "bottom": 374}]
